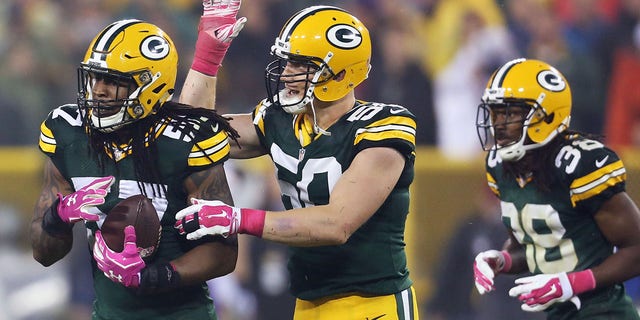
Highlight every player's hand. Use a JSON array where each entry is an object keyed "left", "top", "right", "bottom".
[
  {"left": 175, "top": 198, "right": 265, "bottom": 239},
  {"left": 57, "top": 176, "right": 115, "bottom": 223},
  {"left": 474, "top": 250, "right": 511, "bottom": 294},
  {"left": 201, "top": 0, "right": 246, "bottom": 43},
  {"left": 93, "top": 225, "right": 145, "bottom": 288},
  {"left": 175, "top": 199, "right": 241, "bottom": 239},
  {"left": 509, "top": 270, "right": 595, "bottom": 312},
  {"left": 192, "top": 0, "right": 247, "bottom": 75}
]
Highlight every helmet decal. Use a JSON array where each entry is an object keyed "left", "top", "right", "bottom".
[
  {"left": 90, "top": 19, "right": 142, "bottom": 63},
  {"left": 278, "top": 6, "right": 347, "bottom": 41},
  {"left": 537, "top": 70, "right": 566, "bottom": 92},
  {"left": 487, "top": 58, "right": 524, "bottom": 90},
  {"left": 140, "top": 35, "right": 170, "bottom": 60},
  {"left": 326, "top": 24, "right": 362, "bottom": 49}
]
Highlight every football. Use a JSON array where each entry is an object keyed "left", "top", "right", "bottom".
[{"left": 101, "top": 194, "right": 161, "bottom": 261}]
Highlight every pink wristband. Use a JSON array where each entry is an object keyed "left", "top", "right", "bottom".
[
  {"left": 568, "top": 269, "right": 596, "bottom": 295},
  {"left": 191, "top": 16, "right": 235, "bottom": 76},
  {"left": 500, "top": 250, "right": 512, "bottom": 272},
  {"left": 239, "top": 208, "right": 266, "bottom": 237}
]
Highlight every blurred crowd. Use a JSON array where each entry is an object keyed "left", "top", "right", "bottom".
[
  {"left": 2, "top": 0, "right": 640, "bottom": 319},
  {"left": 2, "top": 0, "right": 640, "bottom": 160}
]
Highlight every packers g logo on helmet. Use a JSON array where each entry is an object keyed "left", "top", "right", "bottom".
[
  {"left": 476, "top": 58, "right": 572, "bottom": 161},
  {"left": 326, "top": 24, "right": 363, "bottom": 49},
  {"left": 77, "top": 19, "right": 178, "bottom": 132},
  {"left": 537, "top": 70, "right": 566, "bottom": 92},
  {"left": 140, "top": 35, "right": 171, "bottom": 61}
]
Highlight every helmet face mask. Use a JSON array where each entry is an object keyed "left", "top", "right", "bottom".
[
  {"left": 78, "top": 66, "right": 145, "bottom": 132},
  {"left": 265, "top": 54, "right": 330, "bottom": 114},
  {"left": 77, "top": 19, "right": 177, "bottom": 133},
  {"left": 476, "top": 58, "right": 572, "bottom": 161},
  {"left": 264, "top": 5, "right": 371, "bottom": 114},
  {"left": 477, "top": 100, "right": 544, "bottom": 161}
]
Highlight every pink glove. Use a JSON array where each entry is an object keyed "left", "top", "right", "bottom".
[
  {"left": 509, "top": 269, "right": 596, "bottom": 312},
  {"left": 474, "top": 250, "right": 512, "bottom": 294},
  {"left": 191, "top": 0, "right": 247, "bottom": 76},
  {"left": 174, "top": 198, "right": 265, "bottom": 240},
  {"left": 93, "top": 225, "right": 145, "bottom": 288},
  {"left": 57, "top": 176, "right": 115, "bottom": 223}
]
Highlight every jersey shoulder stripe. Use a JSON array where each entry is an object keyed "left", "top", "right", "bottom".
[
  {"left": 354, "top": 115, "right": 416, "bottom": 146},
  {"left": 189, "top": 130, "right": 230, "bottom": 166},
  {"left": 39, "top": 105, "right": 83, "bottom": 155},
  {"left": 39, "top": 121, "right": 56, "bottom": 154},
  {"left": 569, "top": 160, "right": 626, "bottom": 205},
  {"left": 559, "top": 137, "right": 625, "bottom": 206},
  {"left": 486, "top": 172, "right": 499, "bottom": 196},
  {"left": 175, "top": 115, "right": 231, "bottom": 167},
  {"left": 350, "top": 102, "right": 417, "bottom": 154}
]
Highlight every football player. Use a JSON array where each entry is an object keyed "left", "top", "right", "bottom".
[
  {"left": 175, "top": 5, "right": 420, "bottom": 320},
  {"left": 473, "top": 58, "right": 640, "bottom": 318},
  {"left": 29, "top": 2, "right": 246, "bottom": 319}
]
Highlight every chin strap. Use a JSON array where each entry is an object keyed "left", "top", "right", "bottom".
[{"left": 310, "top": 99, "right": 331, "bottom": 136}]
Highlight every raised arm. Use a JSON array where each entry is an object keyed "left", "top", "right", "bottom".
[
  {"left": 179, "top": 1, "right": 265, "bottom": 158},
  {"left": 179, "top": 0, "right": 245, "bottom": 109}
]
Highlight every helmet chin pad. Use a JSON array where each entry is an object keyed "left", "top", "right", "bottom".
[
  {"left": 90, "top": 107, "right": 130, "bottom": 133},
  {"left": 498, "top": 144, "right": 526, "bottom": 162},
  {"left": 278, "top": 88, "right": 311, "bottom": 114}
]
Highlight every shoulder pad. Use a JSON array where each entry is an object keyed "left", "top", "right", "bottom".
[
  {"left": 350, "top": 102, "right": 417, "bottom": 153},
  {"left": 556, "top": 138, "right": 625, "bottom": 205}
]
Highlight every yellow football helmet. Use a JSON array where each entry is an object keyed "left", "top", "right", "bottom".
[
  {"left": 265, "top": 5, "right": 372, "bottom": 114},
  {"left": 476, "top": 58, "right": 572, "bottom": 161},
  {"left": 78, "top": 19, "right": 178, "bottom": 132}
]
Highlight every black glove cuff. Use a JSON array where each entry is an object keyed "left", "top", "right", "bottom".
[
  {"left": 137, "top": 262, "right": 182, "bottom": 295},
  {"left": 42, "top": 198, "right": 72, "bottom": 237}
]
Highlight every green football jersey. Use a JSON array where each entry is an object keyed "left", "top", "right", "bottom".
[
  {"left": 252, "top": 99, "right": 417, "bottom": 300},
  {"left": 39, "top": 104, "right": 232, "bottom": 319},
  {"left": 486, "top": 135, "right": 639, "bottom": 318}
]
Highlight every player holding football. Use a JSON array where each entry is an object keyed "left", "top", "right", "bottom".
[
  {"left": 29, "top": 2, "right": 246, "bottom": 319},
  {"left": 175, "top": 5, "right": 419, "bottom": 319},
  {"left": 472, "top": 58, "right": 640, "bottom": 318}
]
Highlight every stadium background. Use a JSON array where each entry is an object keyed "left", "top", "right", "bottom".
[{"left": 1, "top": 0, "right": 638, "bottom": 319}]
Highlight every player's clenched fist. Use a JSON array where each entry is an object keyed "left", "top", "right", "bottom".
[
  {"left": 94, "top": 225, "right": 145, "bottom": 288},
  {"left": 473, "top": 250, "right": 512, "bottom": 294}
]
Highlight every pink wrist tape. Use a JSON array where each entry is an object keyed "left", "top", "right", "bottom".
[
  {"left": 239, "top": 208, "right": 266, "bottom": 237},
  {"left": 191, "top": 16, "right": 235, "bottom": 76},
  {"left": 569, "top": 269, "right": 596, "bottom": 295}
]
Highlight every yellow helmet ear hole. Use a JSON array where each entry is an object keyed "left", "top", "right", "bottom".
[{"left": 544, "top": 113, "right": 555, "bottom": 124}]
